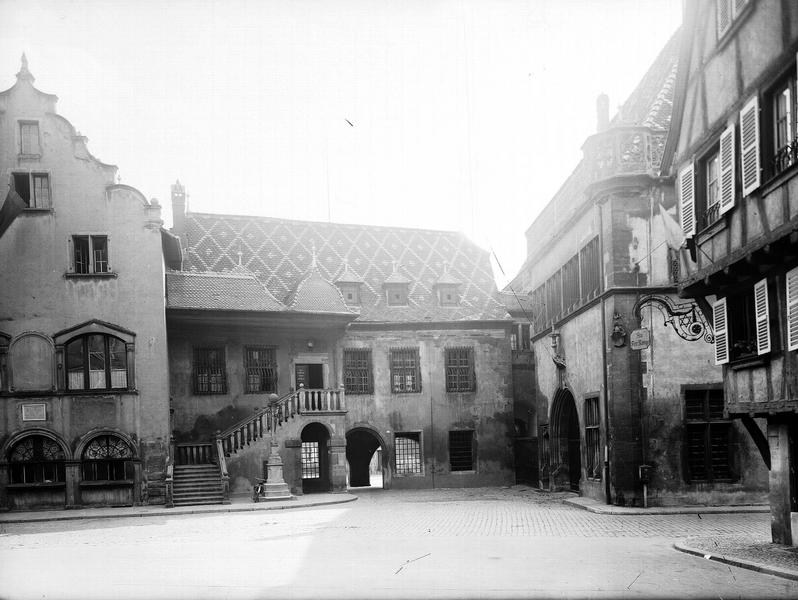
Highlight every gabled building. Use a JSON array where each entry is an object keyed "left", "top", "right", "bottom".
[
  {"left": 668, "top": 0, "right": 798, "bottom": 544},
  {"left": 166, "top": 193, "right": 515, "bottom": 500},
  {"left": 507, "top": 32, "right": 768, "bottom": 507},
  {"left": 0, "top": 57, "right": 178, "bottom": 510}
]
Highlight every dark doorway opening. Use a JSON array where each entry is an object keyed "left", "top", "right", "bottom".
[
  {"left": 301, "top": 422, "right": 330, "bottom": 493},
  {"left": 551, "top": 388, "right": 581, "bottom": 492},
  {"left": 296, "top": 363, "right": 324, "bottom": 389},
  {"left": 346, "top": 428, "right": 384, "bottom": 488}
]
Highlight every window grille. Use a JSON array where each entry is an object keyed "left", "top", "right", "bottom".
[
  {"left": 684, "top": 388, "right": 731, "bottom": 482},
  {"left": 9, "top": 435, "right": 66, "bottom": 484},
  {"left": 584, "top": 397, "right": 601, "bottom": 479},
  {"left": 344, "top": 349, "right": 373, "bottom": 394},
  {"left": 193, "top": 347, "right": 227, "bottom": 395},
  {"left": 579, "top": 237, "right": 601, "bottom": 301},
  {"left": 301, "top": 441, "right": 320, "bottom": 478},
  {"left": 395, "top": 433, "right": 422, "bottom": 475},
  {"left": 531, "top": 284, "right": 546, "bottom": 333},
  {"left": 562, "top": 254, "right": 580, "bottom": 315},
  {"left": 244, "top": 346, "right": 277, "bottom": 393},
  {"left": 445, "top": 347, "right": 474, "bottom": 392},
  {"left": 545, "top": 270, "right": 562, "bottom": 324},
  {"left": 390, "top": 347, "right": 421, "bottom": 393},
  {"left": 81, "top": 435, "right": 134, "bottom": 481},
  {"left": 65, "top": 334, "right": 128, "bottom": 390},
  {"left": 448, "top": 430, "right": 474, "bottom": 471}
]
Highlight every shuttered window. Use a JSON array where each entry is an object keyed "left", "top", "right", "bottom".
[
  {"left": 787, "top": 266, "right": 798, "bottom": 351},
  {"left": 679, "top": 163, "right": 696, "bottom": 237},
  {"left": 754, "top": 278, "right": 771, "bottom": 355},
  {"left": 445, "top": 347, "right": 475, "bottom": 392},
  {"left": 740, "top": 96, "right": 761, "bottom": 196},
  {"left": 344, "top": 349, "right": 373, "bottom": 394},
  {"left": 390, "top": 347, "right": 421, "bottom": 393},
  {"left": 684, "top": 388, "right": 732, "bottom": 482},
  {"left": 713, "top": 298, "right": 729, "bottom": 365},
  {"left": 719, "top": 125, "right": 736, "bottom": 215}
]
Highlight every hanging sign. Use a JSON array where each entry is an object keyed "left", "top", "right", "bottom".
[{"left": 630, "top": 328, "right": 651, "bottom": 350}]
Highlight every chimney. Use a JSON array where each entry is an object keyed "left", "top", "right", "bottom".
[
  {"left": 596, "top": 93, "right": 609, "bottom": 133},
  {"left": 171, "top": 180, "right": 186, "bottom": 247}
]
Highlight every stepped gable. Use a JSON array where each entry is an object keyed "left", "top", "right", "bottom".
[
  {"left": 611, "top": 29, "right": 680, "bottom": 131},
  {"left": 183, "top": 213, "right": 509, "bottom": 322},
  {"left": 166, "top": 270, "right": 286, "bottom": 312}
]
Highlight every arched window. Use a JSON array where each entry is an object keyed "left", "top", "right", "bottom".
[
  {"left": 8, "top": 435, "right": 66, "bottom": 484},
  {"left": 81, "top": 434, "right": 134, "bottom": 481},
  {"left": 65, "top": 334, "right": 127, "bottom": 390}
]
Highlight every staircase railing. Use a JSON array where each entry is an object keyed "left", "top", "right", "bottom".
[
  {"left": 165, "top": 437, "right": 176, "bottom": 508},
  {"left": 175, "top": 442, "right": 216, "bottom": 465},
  {"left": 215, "top": 386, "right": 346, "bottom": 457},
  {"left": 215, "top": 437, "right": 230, "bottom": 504}
]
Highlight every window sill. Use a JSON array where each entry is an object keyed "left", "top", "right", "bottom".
[
  {"left": 450, "top": 470, "right": 476, "bottom": 475},
  {"left": 80, "top": 480, "right": 134, "bottom": 487},
  {"left": 7, "top": 482, "right": 65, "bottom": 489},
  {"left": 393, "top": 472, "right": 424, "bottom": 478},
  {"left": 65, "top": 272, "right": 118, "bottom": 279},
  {"left": 17, "top": 153, "right": 41, "bottom": 160},
  {"left": 63, "top": 389, "right": 134, "bottom": 395},
  {"left": 22, "top": 207, "right": 52, "bottom": 213},
  {"left": 729, "top": 354, "right": 770, "bottom": 370}
]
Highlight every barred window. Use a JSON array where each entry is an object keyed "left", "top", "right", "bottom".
[
  {"left": 448, "top": 430, "right": 474, "bottom": 471},
  {"left": 193, "top": 347, "right": 227, "bottom": 395},
  {"left": 584, "top": 397, "right": 601, "bottom": 480},
  {"left": 81, "top": 434, "right": 134, "bottom": 481},
  {"left": 301, "top": 442, "right": 320, "bottom": 478},
  {"left": 344, "top": 349, "right": 373, "bottom": 394},
  {"left": 8, "top": 435, "right": 66, "bottom": 484},
  {"left": 395, "top": 432, "right": 422, "bottom": 475},
  {"left": 390, "top": 347, "right": 421, "bottom": 393},
  {"left": 684, "top": 388, "right": 732, "bottom": 482},
  {"left": 445, "top": 347, "right": 474, "bottom": 392},
  {"left": 245, "top": 346, "right": 277, "bottom": 393}
]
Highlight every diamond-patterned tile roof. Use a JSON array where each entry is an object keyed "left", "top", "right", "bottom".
[
  {"left": 166, "top": 270, "right": 286, "bottom": 312},
  {"left": 285, "top": 263, "right": 358, "bottom": 315},
  {"left": 181, "top": 213, "right": 509, "bottom": 322}
]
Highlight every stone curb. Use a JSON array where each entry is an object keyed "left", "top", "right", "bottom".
[
  {"left": 564, "top": 497, "right": 769, "bottom": 515},
  {"left": 0, "top": 495, "right": 357, "bottom": 525},
  {"left": 673, "top": 542, "right": 798, "bottom": 582}
]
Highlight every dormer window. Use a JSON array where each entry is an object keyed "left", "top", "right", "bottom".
[
  {"left": 19, "top": 121, "right": 40, "bottom": 156},
  {"left": 438, "top": 285, "right": 460, "bottom": 307},
  {"left": 386, "top": 284, "right": 408, "bottom": 306},
  {"left": 339, "top": 283, "right": 361, "bottom": 305}
]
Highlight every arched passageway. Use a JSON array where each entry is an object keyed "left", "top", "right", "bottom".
[
  {"left": 301, "top": 422, "right": 331, "bottom": 494},
  {"left": 550, "top": 388, "right": 581, "bottom": 492},
  {"left": 346, "top": 428, "right": 385, "bottom": 488}
]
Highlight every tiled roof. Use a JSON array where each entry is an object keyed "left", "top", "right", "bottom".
[
  {"left": 335, "top": 262, "right": 364, "bottom": 284},
  {"left": 182, "top": 214, "right": 508, "bottom": 322},
  {"left": 285, "top": 264, "right": 357, "bottom": 315},
  {"left": 166, "top": 270, "right": 285, "bottom": 312},
  {"left": 611, "top": 29, "right": 680, "bottom": 131}
]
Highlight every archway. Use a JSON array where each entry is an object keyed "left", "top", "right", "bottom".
[
  {"left": 300, "top": 422, "right": 331, "bottom": 493},
  {"left": 550, "top": 388, "right": 581, "bottom": 492},
  {"left": 346, "top": 427, "right": 385, "bottom": 488}
]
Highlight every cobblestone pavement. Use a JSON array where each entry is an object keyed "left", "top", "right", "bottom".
[{"left": 1, "top": 486, "right": 796, "bottom": 600}]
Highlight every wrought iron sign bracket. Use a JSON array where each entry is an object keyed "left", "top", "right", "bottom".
[{"left": 632, "top": 294, "right": 714, "bottom": 343}]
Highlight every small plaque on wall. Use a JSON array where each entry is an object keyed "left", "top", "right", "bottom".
[{"left": 22, "top": 403, "right": 46, "bottom": 421}]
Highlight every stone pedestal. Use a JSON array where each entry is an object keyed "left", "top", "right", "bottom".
[{"left": 258, "top": 441, "right": 292, "bottom": 501}]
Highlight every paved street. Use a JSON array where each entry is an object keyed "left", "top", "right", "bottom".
[{"left": 1, "top": 487, "right": 796, "bottom": 599}]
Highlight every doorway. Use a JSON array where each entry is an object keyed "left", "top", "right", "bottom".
[
  {"left": 551, "top": 388, "right": 581, "bottom": 492},
  {"left": 346, "top": 428, "right": 385, "bottom": 488},
  {"left": 296, "top": 363, "right": 324, "bottom": 389},
  {"left": 300, "top": 422, "right": 330, "bottom": 493}
]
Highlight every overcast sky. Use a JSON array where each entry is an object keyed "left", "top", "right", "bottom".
[{"left": 0, "top": 0, "right": 681, "bottom": 287}]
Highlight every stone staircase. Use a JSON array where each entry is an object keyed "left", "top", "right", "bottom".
[{"left": 171, "top": 464, "right": 226, "bottom": 507}]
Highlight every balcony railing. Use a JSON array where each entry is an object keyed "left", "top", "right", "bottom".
[{"left": 771, "top": 139, "right": 798, "bottom": 179}]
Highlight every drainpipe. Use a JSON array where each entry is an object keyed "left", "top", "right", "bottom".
[
  {"left": 599, "top": 202, "right": 612, "bottom": 505},
  {"left": 430, "top": 394, "right": 436, "bottom": 489}
]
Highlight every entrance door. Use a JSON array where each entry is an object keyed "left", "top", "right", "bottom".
[
  {"left": 346, "top": 428, "right": 384, "bottom": 488},
  {"left": 296, "top": 363, "right": 324, "bottom": 389},
  {"left": 301, "top": 422, "right": 330, "bottom": 493},
  {"left": 551, "top": 388, "right": 581, "bottom": 492}
]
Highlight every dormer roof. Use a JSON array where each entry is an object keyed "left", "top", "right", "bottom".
[
  {"left": 434, "top": 263, "right": 461, "bottom": 287},
  {"left": 383, "top": 262, "right": 411, "bottom": 285},
  {"left": 335, "top": 261, "right": 364, "bottom": 284},
  {"left": 285, "top": 254, "right": 357, "bottom": 315}
]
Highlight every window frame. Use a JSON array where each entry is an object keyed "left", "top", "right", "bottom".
[
  {"left": 389, "top": 347, "right": 421, "bottom": 393},
  {"left": 385, "top": 284, "right": 409, "bottom": 307},
  {"left": 444, "top": 346, "right": 475, "bottom": 393},
  {"left": 339, "top": 283, "right": 361, "bottom": 305},
  {"left": 244, "top": 345, "right": 278, "bottom": 394},
  {"left": 448, "top": 429, "right": 475, "bottom": 472},
  {"left": 8, "top": 434, "right": 66, "bottom": 485},
  {"left": 438, "top": 285, "right": 460, "bottom": 307},
  {"left": 683, "top": 386, "right": 734, "bottom": 483},
  {"left": 343, "top": 348, "right": 373, "bottom": 394},
  {"left": 764, "top": 64, "right": 798, "bottom": 182},
  {"left": 18, "top": 120, "right": 41, "bottom": 156},
  {"left": 584, "top": 396, "right": 601, "bottom": 480},
  {"left": 193, "top": 347, "right": 228, "bottom": 395},
  {"left": 11, "top": 171, "right": 51, "bottom": 209},
  {"left": 64, "top": 333, "right": 129, "bottom": 391},
  {"left": 69, "top": 234, "right": 112, "bottom": 276},
  {"left": 80, "top": 434, "right": 135, "bottom": 482},
  {"left": 394, "top": 431, "right": 423, "bottom": 476}
]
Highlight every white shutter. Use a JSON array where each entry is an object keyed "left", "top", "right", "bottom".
[
  {"left": 719, "top": 124, "right": 736, "bottom": 215},
  {"left": 740, "top": 96, "right": 761, "bottom": 197},
  {"left": 678, "top": 163, "right": 696, "bottom": 237},
  {"left": 754, "top": 278, "right": 771, "bottom": 355},
  {"left": 713, "top": 297, "right": 729, "bottom": 365},
  {"left": 787, "top": 266, "right": 798, "bottom": 351},
  {"left": 717, "top": 0, "right": 731, "bottom": 37}
]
